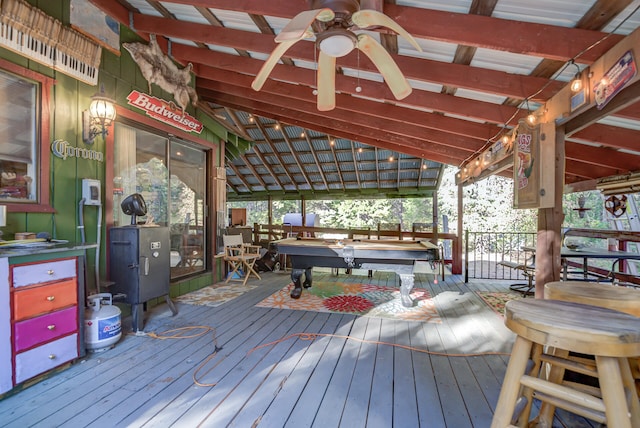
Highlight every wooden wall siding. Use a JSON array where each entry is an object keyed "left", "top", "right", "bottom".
[{"left": 0, "top": 2, "right": 226, "bottom": 293}]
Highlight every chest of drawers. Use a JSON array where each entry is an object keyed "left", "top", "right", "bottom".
[{"left": 0, "top": 255, "right": 82, "bottom": 395}]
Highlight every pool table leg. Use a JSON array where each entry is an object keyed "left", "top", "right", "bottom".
[
  {"left": 290, "top": 267, "right": 313, "bottom": 299},
  {"left": 399, "top": 273, "right": 415, "bottom": 307}
]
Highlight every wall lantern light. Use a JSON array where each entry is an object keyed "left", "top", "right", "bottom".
[{"left": 82, "top": 85, "right": 117, "bottom": 145}]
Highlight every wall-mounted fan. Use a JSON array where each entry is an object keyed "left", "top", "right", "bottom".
[{"left": 251, "top": 0, "right": 422, "bottom": 111}]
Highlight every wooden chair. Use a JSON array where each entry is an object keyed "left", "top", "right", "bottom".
[
  {"left": 223, "top": 234, "right": 261, "bottom": 286},
  {"left": 498, "top": 252, "right": 535, "bottom": 296}
]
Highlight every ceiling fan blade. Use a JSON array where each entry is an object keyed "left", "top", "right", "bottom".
[
  {"left": 251, "top": 40, "right": 299, "bottom": 91},
  {"left": 275, "top": 8, "right": 335, "bottom": 43},
  {"left": 317, "top": 51, "right": 336, "bottom": 111},
  {"left": 352, "top": 9, "right": 422, "bottom": 52},
  {"left": 356, "top": 34, "right": 412, "bottom": 100}
]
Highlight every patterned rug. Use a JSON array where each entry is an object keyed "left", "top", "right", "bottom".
[
  {"left": 256, "top": 281, "right": 441, "bottom": 323},
  {"left": 175, "top": 283, "right": 257, "bottom": 307},
  {"left": 475, "top": 291, "right": 524, "bottom": 318}
]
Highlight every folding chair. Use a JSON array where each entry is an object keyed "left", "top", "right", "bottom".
[{"left": 223, "top": 234, "right": 261, "bottom": 286}]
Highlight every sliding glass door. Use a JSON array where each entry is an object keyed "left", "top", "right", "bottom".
[{"left": 113, "top": 122, "right": 208, "bottom": 278}]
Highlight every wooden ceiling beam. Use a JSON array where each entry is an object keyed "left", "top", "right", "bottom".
[
  {"left": 140, "top": 0, "right": 622, "bottom": 63},
  {"left": 253, "top": 119, "right": 299, "bottom": 190},
  {"left": 570, "top": 123, "right": 640, "bottom": 153},
  {"left": 197, "top": 79, "right": 486, "bottom": 154},
  {"left": 180, "top": 47, "right": 522, "bottom": 124},
  {"left": 279, "top": 127, "right": 314, "bottom": 189},
  {"left": 204, "top": 92, "right": 467, "bottom": 166},
  {"left": 246, "top": 146, "right": 284, "bottom": 190},
  {"left": 565, "top": 141, "right": 640, "bottom": 173},
  {"left": 126, "top": 14, "right": 563, "bottom": 101},
  {"left": 239, "top": 153, "right": 268, "bottom": 189},
  {"left": 303, "top": 133, "right": 330, "bottom": 191},
  {"left": 196, "top": 66, "right": 498, "bottom": 141}
]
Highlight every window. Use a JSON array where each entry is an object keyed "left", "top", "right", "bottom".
[
  {"left": 113, "top": 122, "right": 208, "bottom": 278},
  {"left": 0, "top": 61, "right": 52, "bottom": 211}
]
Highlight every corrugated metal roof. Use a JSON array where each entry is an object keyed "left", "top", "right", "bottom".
[{"left": 93, "top": 0, "right": 640, "bottom": 201}]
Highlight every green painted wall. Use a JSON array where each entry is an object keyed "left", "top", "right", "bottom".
[{"left": 1, "top": 0, "right": 228, "bottom": 295}]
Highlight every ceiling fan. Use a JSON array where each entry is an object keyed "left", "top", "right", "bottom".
[{"left": 251, "top": 0, "right": 422, "bottom": 111}]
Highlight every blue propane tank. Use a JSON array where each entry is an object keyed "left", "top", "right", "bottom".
[{"left": 84, "top": 293, "right": 122, "bottom": 352}]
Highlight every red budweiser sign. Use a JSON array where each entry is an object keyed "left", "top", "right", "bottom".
[{"left": 126, "top": 90, "right": 203, "bottom": 134}]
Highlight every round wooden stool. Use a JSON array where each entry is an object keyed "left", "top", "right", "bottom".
[
  {"left": 491, "top": 299, "right": 640, "bottom": 428},
  {"left": 545, "top": 281, "right": 640, "bottom": 317},
  {"left": 540, "top": 281, "right": 640, "bottom": 424}
]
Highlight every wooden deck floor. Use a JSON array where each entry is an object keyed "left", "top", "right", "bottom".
[{"left": 0, "top": 270, "right": 598, "bottom": 427}]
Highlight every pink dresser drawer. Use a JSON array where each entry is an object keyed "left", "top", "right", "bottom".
[
  {"left": 13, "top": 306, "right": 77, "bottom": 352},
  {"left": 14, "top": 333, "right": 78, "bottom": 384}
]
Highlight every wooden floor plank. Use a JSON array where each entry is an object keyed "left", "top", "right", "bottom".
[
  {"left": 339, "top": 317, "right": 382, "bottom": 428},
  {"left": 308, "top": 315, "right": 370, "bottom": 427},
  {"left": 392, "top": 322, "right": 421, "bottom": 427}
]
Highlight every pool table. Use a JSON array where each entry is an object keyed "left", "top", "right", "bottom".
[{"left": 274, "top": 237, "right": 439, "bottom": 306}]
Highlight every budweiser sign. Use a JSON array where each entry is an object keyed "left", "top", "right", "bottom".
[{"left": 126, "top": 90, "right": 203, "bottom": 134}]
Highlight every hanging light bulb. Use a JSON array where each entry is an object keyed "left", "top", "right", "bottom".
[
  {"left": 526, "top": 112, "right": 537, "bottom": 125},
  {"left": 569, "top": 60, "right": 583, "bottom": 93},
  {"left": 524, "top": 99, "right": 536, "bottom": 125}
]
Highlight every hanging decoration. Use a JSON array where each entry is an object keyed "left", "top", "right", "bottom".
[
  {"left": 572, "top": 195, "right": 591, "bottom": 218},
  {"left": 604, "top": 195, "right": 627, "bottom": 218}
]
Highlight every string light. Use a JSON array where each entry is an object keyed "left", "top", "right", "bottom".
[
  {"left": 525, "top": 99, "right": 537, "bottom": 125},
  {"left": 455, "top": 2, "right": 640, "bottom": 183},
  {"left": 569, "top": 60, "right": 583, "bottom": 93}
]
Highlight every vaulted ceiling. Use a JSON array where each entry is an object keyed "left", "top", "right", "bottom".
[{"left": 90, "top": 0, "right": 640, "bottom": 201}]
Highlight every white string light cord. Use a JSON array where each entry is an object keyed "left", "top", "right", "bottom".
[
  {"left": 459, "top": 2, "right": 640, "bottom": 170},
  {"left": 143, "top": 327, "right": 510, "bottom": 388}
]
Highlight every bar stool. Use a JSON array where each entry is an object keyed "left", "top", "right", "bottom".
[
  {"left": 545, "top": 281, "right": 640, "bottom": 317},
  {"left": 491, "top": 299, "right": 640, "bottom": 428},
  {"left": 534, "top": 281, "right": 640, "bottom": 425}
]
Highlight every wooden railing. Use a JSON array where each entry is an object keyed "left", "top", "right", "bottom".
[{"left": 464, "top": 228, "right": 639, "bottom": 285}]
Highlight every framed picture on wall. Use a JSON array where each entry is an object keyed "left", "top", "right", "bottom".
[{"left": 70, "top": 0, "right": 120, "bottom": 55}]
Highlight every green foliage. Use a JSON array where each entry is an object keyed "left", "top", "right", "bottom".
[{"left": 229, "top": 165, "right": 629, "bottom": 235}]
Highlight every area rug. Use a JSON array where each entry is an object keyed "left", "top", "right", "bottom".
[
  {"left": 256, "top": 281, "right": 441, "bottom": 323},
  {"left": 175, "top": 283, "right": 257, "bottom": 307},
  {"left": 476, "top": 291, "right": 524, "bottom": 318}
]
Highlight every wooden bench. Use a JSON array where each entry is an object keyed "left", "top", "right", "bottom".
[{"left": 498, "top": 260, "right": 535, "bottom": 296}]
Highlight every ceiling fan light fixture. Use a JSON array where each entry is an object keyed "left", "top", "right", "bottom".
[{"left": 317, "top": 30, "right": 357, "bottom": 57}]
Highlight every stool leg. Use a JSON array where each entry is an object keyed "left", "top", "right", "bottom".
[
  {"left": 620, "top": 357, "right": 640, "bottom": 427},
  {"left": 492, "top": 336, "right": 533, "bottom": 428},
  {"left": 596, "top": 356, "right": 633, "bottom": 428},
  {"left": 534, "top": 347, "right": 569, "bottom": 427},
  {"left": 517, "top": 343, "right": 543, "bottom": 428}
]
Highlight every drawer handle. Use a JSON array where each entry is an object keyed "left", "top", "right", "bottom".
[
  {"left": 47, "top": 324, "right": 56, "bottom": 330},
  {"left": 48, "top": 354, "right": 56, "bottom": 360},
  {"left": 46, "top": 296, "right": 55, "bottom": 301},
  {"left": 47, "top": 270, "right": 55, "bottom": 275}
]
